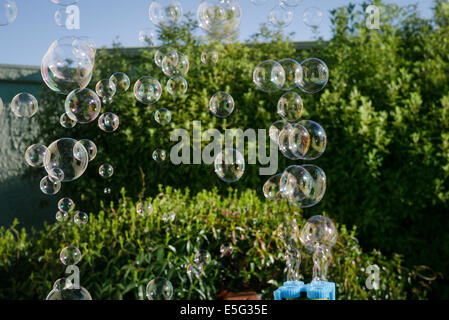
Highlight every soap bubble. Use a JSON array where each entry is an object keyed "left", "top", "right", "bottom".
[
  {"left": 104, "top": 187, "right": 111, "bottom": 194},
  {"left": 161, "top": 50, "right": 189, "bottom": 77},
  {"left": 166, "top": 76, "right": 188, "bottom": 98},
  {"left": 269, "top": 5, "right": 294, "bottom": 28},
  {"left": 51, "top": 0, "right": 79, "bottom": 5},
  {"left": 279, "top": 0, "right": 301, "bottom": 7},
  {"left": 44, "top": 138, "right": 89, "bottom": 182},
  {"left": 25, "top": 143, "right": 47, "bottom": 167},
  {"left": 134, "top": 76, "right": 162, "bottom": 105},
  {"left": 303, "top": 7, "right": 323, "bottom": 27},
  {"left": 95, "top": 79, "right": 116, "bottom": 100},
  {"left": 194, "top": 250, "right": 211, "bottom": 265},
  {"left": 153, "top": 148, "right": 167, "bottom": 162},
  {"left": 187, "top": 263, "right": 204, "bottom": 278},
  {"left": 280, "top": 165, "right": 313, "bottom": 202},
  {"left": 40, "top": 176, "right": 61, "bottom": 195},
  {"left": 149, "top": 1, "right": 183, "bottom": 27},
  {"left": 48, "top": 168, "right": 65, "bottom": 182},
  {"left": 10, "top": 93, "right": 38, "bottom": 118},
  {"left": 288, "top": 122, "right": 310, "bottom": 158},
  {"left": 136, "top": 201, "right": 153, "bottom": 217},
  {"left": 58, "top": 197, "right": 75, "bottom": 213},
  {"left": 279, "top": 58, "right": 302, "bottom": 91},
  {"left": 214, "top": 148, "right": 245, "bottom": 183},
  {"left": 60, "top": 113, "right": 77, "bottom": 128},
  {"left": 297, "top": 58, "right": 329, "bottom": 94},
  {"left": 278, "top": 125, "right": 300, "bottom": 160},
  {"left": 269, "top": 120, "right": 289, "bottom": 145},
  {"left": 197, "top": 0, "right": 242, "bottom": 40},
  {"left": 263, "top": 173, "right": 283, "bottom": 201},
  {"left": 110, "top": 72, "right": 130, "bottom": 93},
  {"left": 162, "top": 212, "right": 176, "bottom": 222},
  {"left": 65, "top": 88, "right": 101, "bottom": 124},
  {"left": 201, "top": 49, "right": 218, "bottom": 65},
  {"left": 99, "top": 163, "right": 114, "bottom": 178},
  {"left": 299, "top": 215, "right": 337, "bottom": 251},
  {"left": 98, "top": 112, "right": 119, "bottom": 133},
  {"left": 60, "top": 246, "right": 81, "bottom": 265},
  {"left": 146, "top": 277, "right": 173, "bottom": 300},
  {"left": 46, "top": 287, "right": 92, "bottom": 300},
  {"left": 297, "top": 120, "right": 327, "bottom": 160},
  {"left": 76, "top": 139, "right": 97, "bottom": 161},
  {"left": 253, "top": 60, "right": 285, "bottom": 93},
  {"left": 277, "top": 92, "right": 303, "bottom": 122},
  {"left": 250, "top": 0, "right": 268, "bottom": 5},
  {"left": 220, "top": 244, "right": 233, "bottom": 257},
  {"left": 209, "top": 91, "right": 234, "bottom": 118},
  {"left": 74, "top": 211, "right": 88, "bottom": 225},
  {"left": 41, "top": 37, "right": 94, "bottom": 94},
  {"left": 0, "top": 0, "right": 17, "bottom": 26},
  {"left": 155, "top": 108, "right": 172, "bottom": 125},
  {"left": 289, "top": 164, "right": 326, "bottom": 208},
  {"left": 154, "top": 46, "right": 174, "bottom": 67},
  {"left": 56, "top": 210, "right": 69, "bottom": 222},
  {"left": 138, "top": 28, "right": 159, "bottom": 46}
]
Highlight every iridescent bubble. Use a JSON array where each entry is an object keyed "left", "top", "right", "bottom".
[
  {"left": 269, "top": 5, "right": 294, "bottom": 28},
  {"left": 194, "top": 250, "right": 211, "bottom": 265},
  {"left": 95, "top": 79, "right": 116, "bottom": 100},
  {"left": 253, "top": 60, "right": 286, "bottom": 93},
  {"left": 58, "top": 197, "right": 75, "bottom": 213},
  {"left": 136, "top": 201, "right": 153, "bottom": 217},
  {"left": 162, "top": 212, "right": 176, "bottom": 222},
  {"left": 46, "top": 287, "right": 92, "bottom": 300},
  {"left": 138, "top": 28, "right": 159, "bottom": 46},
  {"left": 197, "top": 0, "right": 242, "bottom": 40},
  {"left": 40, "top": 176, "right": 61, "bottom": 195},
  {"left": 269, "top": 120, "right": 289, "bottom": 145},
  {"left": 99, "top": 163, "right": 114, "bottom": 178},
  {"left": 55, "top": 210, "right": 69, "bottom": 222},
  {"left": 220, "top": 244, "right": 233, "bottom": 257},
  {"left": 155, "top": 108, "right": 172, "bottom": 125},
  {"left": 60, "top": 246, "right": 81, "bottom": 265},
  {"left": 288, "top": 122, "right": 310, "bottom": 158},
  {"left": 289, "top": 164, "right": 326, "bottom": 208},
  {"left": 76, "top": 139, "right": 97, "bottom": 161},
  {"left": 149, "top": 1, "right": 183, "bottom": 27},
  {"left": 209, "top": 91, "right": 234, "bottom": 118},
  {"left": 279, "top": 58, "right": 302, "bottom": 91},
  {"left": 298, "top": 120, "right": 327, "bottom": 160},
  {"left": 166, "top": 76, "right": 188, "bottom": 98},
  {"left": 297, "top": 58, "right": 329, "bottom": 94},
  {"left": 98, "top": 112, "right": 119, "bottom": 133},
  {"left": 74, "top": 211, "right": 88, "bottom": 225},
  {"left": 299, "top": 215, "right": 337, "bottom": 251},
  {"left": 161, "top": 50, "right": 189, "bottom": 77},
  {"left": 280, "top": 165, "right": 313, "bottom": 202},
  {"left": 152, "top": 148, "right": 167, "bottom": 162},
  {"left": 48, "top": 168, "right": 65, "bottom": 183},
  {"left": 214, "top": 148, "right": 245, "bottom": 183},
  {"left": 201, "top": 49, "right": 218, "bottom": 65},
  {"left": 187, "top": 263, "right": 203, "bottom": 278},
  {"left": 146, "top": 277, "right": 173, "bottom": 300},
  {"left": 154, "top": 46, "right": 174, "bottom": 67},
  {"left": 110, "top": 72, "right": 130, "bottom": 93},
  {"left": 60, "top": 113, "right": 77, "bottom": 128},
  {"left": 278, "top": 125, "right": 300, "bottom": 160},
  {"left": 25, "top": 143, "right": 47, "bottom": 167},
  {"left": 263, "top": 173, "right": 283, "bottom": 201},
  {"left": 134, "top": 76, "right": 162, "bottom": 105},
  {"left": 0, "top": 0, "right": 17, "bottom": 26},
  {"left": 104, "top": 187, "right": 111, "bottom": 194},
  {"left": 51, "top": 0, "right": 79, "bottom": 5},
  {"left": 65, "top": 88, "right": 101, "bottom": 124},
  {"left": 303, "top": 7, "right": 323, "bottom": 28},
  {"left": 277, "top": 92, "right": 303, "bottom": 122},
  {"left": 10, "top": 93, "right": 38, "bottom": 118},
  {"left": 44, "top": 138, "right": 89, "bottom": 182}
]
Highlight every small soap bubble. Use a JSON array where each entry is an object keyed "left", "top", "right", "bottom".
[
  {"left": 56, "top": 210, "right": 69, "bottom": 222},
  {"left": 214, "top": 148, "right": 245, "bottom": 183},
  {"left": 110, "top": 72, "right": 130, "bottom": 93},
  {"left": 288, "top": 122, "right": 311, "bottom": 158},
  {"left": 166, "top": 75, "right": 188, "bottom": 98},
  {"left": 74, "top": 211, "right": 88, "bottom": 225},
  {"left": 58, "top": 197, "right": 75, "bottom": 213},
  {"left": 155, "top": 108, "right": 172, "bottom": 125},
  {"left": 277, "top": 91, "right": 303, "bottom": 122},
  {"left": 263, "top": 173, "right": 283, "bottom": 201},
  {"left": 134, "top": 76, "right": 162, "bottom": 105},
  {"left": 65, "top": 88, "right": 102, "bottom": 124},
  {"left": 48, "top": 168, "right": 65, "bottom": 183},
  {"left": 152, "top": 149, "right": 167, "bottom": 163},
  {"left": 269, "top": 120, "right": 289, "bottom": 145},
  {"left": 99, "top": 163, "right": 114, "bottom": 178},
  {"left": 95, "top": 79, "right": 116, "bottom": 100},
  {"left": 197, "top": 0, "right": 242, "bottom": 40},
  {"left": 279, "top": 58, "right": 302, "bottom": 91},
  {"left": 40, "top": 176, "right": 61, "bottom": 195},
  {"left": 278, "top": 125, "right": 300, "bottom": 160},
  {"left": 194, "top": 250, "right": 211, "bottom": 265},
  {"left": 104, "top": 187, "right": 111, "bottom": 194},
  {"left": 138, "top": 28, "right": 158, "bottom": 46},
  {"left": 187, "top": 263, "right": 204, "bottom": 278},
  {"left": 25, "top": 143, "right": 47, "bottom": 167},
  {"left": 146, "top": 277, "right": 173, "bottom": 300},
  {"left": 60, "top": 113, "right": 77, "bottom": 128},
  {"left": 76, "top": 139, "right": 97, "bottom": 161},
  {"left": 253, "top": 60, "right": 285, "bottom": 93},
  {"left": 162, "top": 50, "right": 189, "bottom": 77},
  {"left": 60, "top": 246, "right": 81, "bottom": 265},
  {"left": 201, "top": 49, "right": 218, "bottom": 65},
  {"left": 209, "top": 91, "right": 234, "bottom": 118},
  {"left": 162, "top": 212, "right": 176, "bottom": 222},
  {"left": 220, "top": 244, "right": 233, "bottom": 257},
  {"left": 289, "top": 164, "right": 326, "bottom": 208},
  {"left": 154, "top": 46, "right": 174, "bottom": 67},
  {"left": 298, "top": 120, "right": 327, "bottom": 160},
  {"left": 10, "top": 93, "right": 38, "bottom": 118},
  {"left": 98, "top": 112, "right": 119, "bottom": 133},
  {"left": 297, "top": 58, "right": 329, "bottom": 94},
  {"left": 299, "top": 215, "right": 337, "bottom": 251},
  {"left": 303, "top": 7, "right": 323, "bottom": 28},
  {"left": 148, "top": 0, "right": 183, "bottom": 28},
  {"left": 269, "top": 5, "right": 294, "bottom": 28},
  {"left": 136, "top": 201, "right": 153, "bottom": 217},
  {"left": 280, "top": 165, "right": 313, "bottom": 202}
]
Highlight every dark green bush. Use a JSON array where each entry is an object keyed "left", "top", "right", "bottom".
[{"left": 0, "top": 187, "right": 432, "bottom": 300}]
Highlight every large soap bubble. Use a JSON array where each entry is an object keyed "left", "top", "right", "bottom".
[
  {"left": 253, "top": 60, "right": 285, "bottom": 93},
  {"left": 0, "top": 0, "right": 17, "bottom": 26},
  {"left": 289, "top": 164, "right": 326, "bottom": 208},
  {"left": 277, "top": 91, "right": 303, "bottom": 122},
  {"left": 280, "top": 165, "right": 313, "bottom": 202},
  {"left": 269, "top": 5, "right": 294, "bottom": 28},
  {"left": 161, "top": 50, "right": 189, "bottom": 77},
  {"left": 149, "top": 1, "right": 183, "bottom": 27},
  {"left": 214, "top": 148, "right": 245, "bottom": 183},
  {"left": 41, "top": 37, "right": 95, "bottom": 95},
  {"left": 25, "top": 143, "right": 47, "bottom": 167},
  {"left": 297, "top": 58, "right": 329, "bottom": 94},
  {"left": 10, "top": 93, "right": 38, "bottom": 118},
  {"left": 299, "top": 215, "right": 337, "bottom": 251},
  {"left": 146, "top": 277, "right": 173, "bottom": 300},
  {"left": 298, "top": 120, "right": 327, "bottom": 160},
  {"left": 197, "top": 0, "right": 242, "bottom": 40},
  {"left": 209, "top": 91, "right": 234, "bottom": 118},
  {"left": 44, "top": 138, "right": 89, "bottom": 182},
  {"left": 134, "top": 76, "right": 162, "bottom": 105},
  {"left": 279, "top": 58, "right": 302, "bottom": 91},
  {"left": 65, "top": 88, "right": 101, "bottom": 124}
]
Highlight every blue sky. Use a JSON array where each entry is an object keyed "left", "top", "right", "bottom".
[{"left": 0, "top": 0, "right": 434, "bottom": 66}]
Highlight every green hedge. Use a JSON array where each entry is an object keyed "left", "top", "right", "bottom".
[{"left": 0, "top": 187, "right": 432, "bottom": 300}]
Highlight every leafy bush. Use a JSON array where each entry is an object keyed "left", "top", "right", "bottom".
[{"left": 0, "top": 187, "right": 431, "bottom": 300}]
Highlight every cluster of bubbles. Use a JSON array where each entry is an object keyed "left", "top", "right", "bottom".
[{"left": 187, "top": 249, "right": 211, "bottom": 279}]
